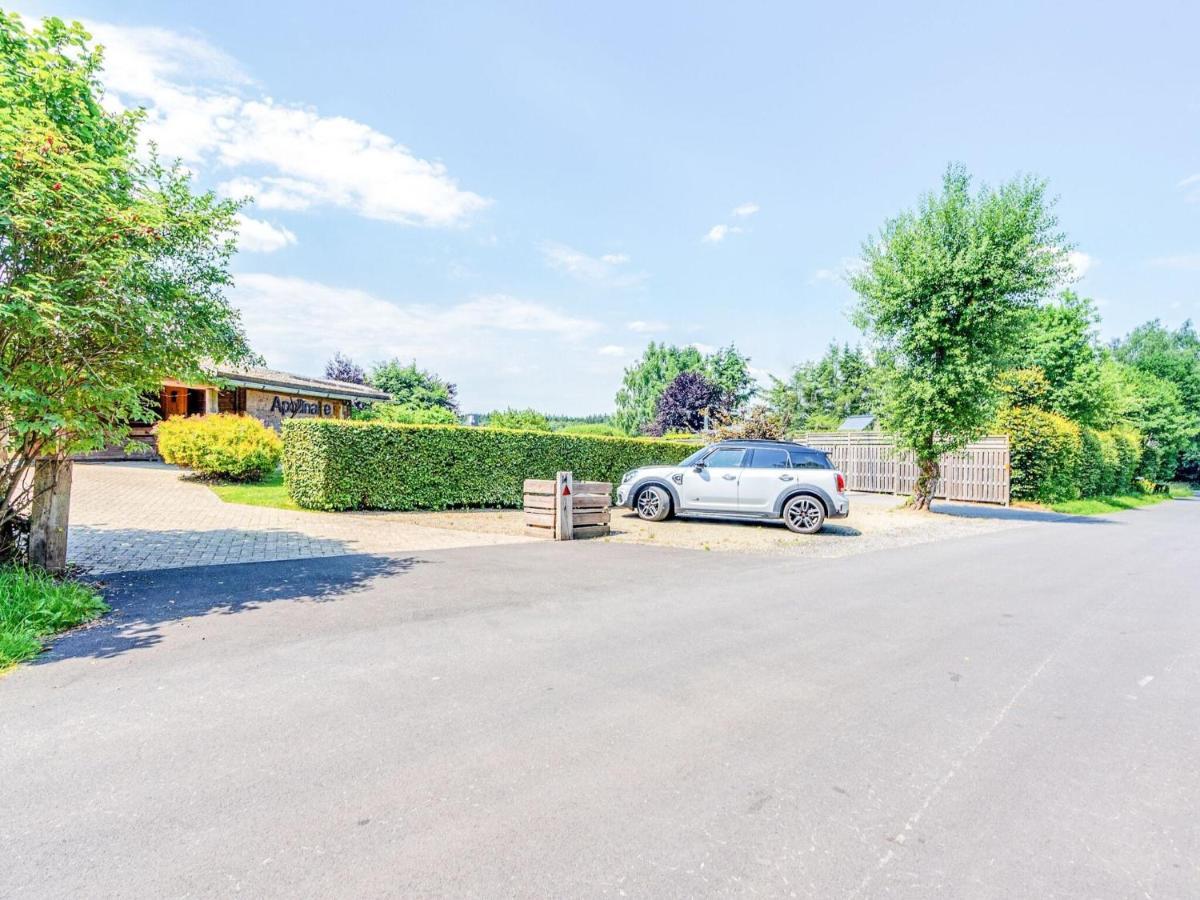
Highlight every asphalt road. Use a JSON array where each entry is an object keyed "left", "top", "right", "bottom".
[{"left": 3, "top": 499, "right": 1198, "bottom": 898}]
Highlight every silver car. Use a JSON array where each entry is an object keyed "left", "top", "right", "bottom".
[{"left": 616, "top": 439, "right": 849, "bottom": 534}]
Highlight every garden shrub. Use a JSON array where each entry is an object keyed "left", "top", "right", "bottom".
[
  {"left": 1, "top": 565, "right": 108, "bottom": 668},
  {"left": 282, "top": 420, "right": 695, "bottom": 511},
  {"left": 557, "top": 422, "right": 624, "bottom": 437},
  {"left": 998, "top": 406, "right": 1082, "bottom": 502},
  {"left": 352, "top": 402, "right": 458, "bottom": 424},
  {"left": 156, "top": 414, "right": 283, "bottom": 481}
]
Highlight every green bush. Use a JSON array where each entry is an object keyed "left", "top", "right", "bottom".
[
  {"left": 998, "top": 406, "right": 1082, "bottom": 502},
  {"left": 282, "top": 420, "right": 695, "bottom": 511},
  {"left": 557, "top": 422, "right": 624, "bottom": 437},
  {"left": 155, "top": 414, "right": 283, "bottom": 481},
  {"left": 486, "top": 408, "right": 551, "bottom": 431},
  {"left": 1, "top": 565, "right": 108, "bottom": 668},
  {"left": 352, "top": 402, "right": 458, "bottom": 425}
]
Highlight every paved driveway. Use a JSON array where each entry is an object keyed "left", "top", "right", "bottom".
[
  {"left": 4, "top": 496, "right": 1198, "bottom": 897},
  {"left": 67, "top": 462, "right": 530, "bottom": 573}
]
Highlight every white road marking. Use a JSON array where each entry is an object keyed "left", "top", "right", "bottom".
[{"left": 1137, "top": 675, "right": 1154, "bottom": 687}]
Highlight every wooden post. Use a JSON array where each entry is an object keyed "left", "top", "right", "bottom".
[
  {"left": 554, "top": 471, "right": 574, "bottom": 541},
  {"left": 29, "top": 457, "right": 72, "bottom": 574}
]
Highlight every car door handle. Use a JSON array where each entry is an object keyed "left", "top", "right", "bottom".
[
  {"left": 722, "top": 473, "right": 737, "bottom": 480},
  {"left": 779, "top": 474, "right": 794, "bottom": 481}
]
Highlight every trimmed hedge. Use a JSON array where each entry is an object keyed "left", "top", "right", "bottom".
[
  {"left": 282, "top": 420, "right": 696, "bottom": 511},
  {"left": 999, "top": 407, "right": 1143, "bottom": 502}
]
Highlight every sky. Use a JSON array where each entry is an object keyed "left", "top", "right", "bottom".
[{"left": 13, "top": 0, "right": 1200, "bottom": 412}]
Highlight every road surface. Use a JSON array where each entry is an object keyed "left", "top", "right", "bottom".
[{"left": 3, "top": 499, "right": 1198, "bottom": 897}]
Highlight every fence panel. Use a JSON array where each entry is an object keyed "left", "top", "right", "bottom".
[{"left": 797, "top": 432, "right": 1010, "bottom": 505}]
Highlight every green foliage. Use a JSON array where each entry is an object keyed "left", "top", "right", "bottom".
[
  {"left": 1049, "top": 493, "right": 1168, "bottom": 516},
  {"left": 1100, "top": 359, "right": 1193, "bottom": 481},
  {"left": 368, "top": 360, "right": 458, "bottom": 411},
  {"left": 207, "top": 469, "right": 301, "bottom": 511},
  {"left": 0, "top": 565, "right": 108, "bottom": 668},
  {"left": 352, "top": 402, "right": 458, "bottom": 425},
  {"left": 486, "top": 408, "right": 551, "bottom": 431},
  {"left": 155, "top": 414, "right": 283, "bottom": 481},
  {"left": 557, "top": 422, "right": 624, "bottom": 437},
  {"left": 995, "top": 367, "right": 1051, "bottom": 408},
  {"left": 0, "top": 14, "right": 253, "bottom": 556},
  {"left": 768, "top": 343, "right": 881, "bottom": 430},
  {"left": 1011, "top": 292, "right": 1110, "bottom": 425},
  {"left": 713, "top": 405, "right": 789, "bottom": 441},
  {"left": 851, "top": 164, "right": 1068, "bottom": 504},
  {"left": 612, "top": 342, "right": 753, "bottom": 435},
  {"left": 998, "top": 406, "right": 1082, "bottom": 502},
  {"left": 282, "top": 421, "right": 695, "bottom": 511}
]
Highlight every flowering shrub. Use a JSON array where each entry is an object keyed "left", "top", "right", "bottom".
[{"left": 155, "top": 414, "right": 282, "bottom": 481}]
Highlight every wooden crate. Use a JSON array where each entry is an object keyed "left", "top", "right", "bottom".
[{"left": 523, "top": 473, "right": 612, "bottom": 539}]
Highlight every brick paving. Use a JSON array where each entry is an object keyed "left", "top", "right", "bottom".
[{"left": 68, "top": 462, "right": 531, "bottom": 574}]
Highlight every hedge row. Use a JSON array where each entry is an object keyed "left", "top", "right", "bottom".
[
  {"left": 282, "top": 420, "right": 696, "bottom": 511},
  {"left": 998, "top": 406, "right": 1142, "bottom": 502}
]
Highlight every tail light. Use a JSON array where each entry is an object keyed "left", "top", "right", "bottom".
[{"left": 836, "top": 471, "right": 846, "bottom": 493}]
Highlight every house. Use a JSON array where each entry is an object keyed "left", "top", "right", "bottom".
[{"left": 85, "top": 365, "right": 390, "bottom": 460}]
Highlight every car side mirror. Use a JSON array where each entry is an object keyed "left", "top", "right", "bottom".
[{"left": 693, "top": 462, "right": 706, "bottom": 471}]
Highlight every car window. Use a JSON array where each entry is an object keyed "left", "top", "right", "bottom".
[
  {"left": 789, "top": 449, "right": 833, "bottom": 469},
  {"left": 704, "top": 448, "right": 746, "bottom": 468},
  {"left": 749, "top": 447, "right": 790, "bottom": 469}
]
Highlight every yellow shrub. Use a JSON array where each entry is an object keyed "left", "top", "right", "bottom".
[{"left": 155, "top": 414, "right": 282, "bottom": 481}]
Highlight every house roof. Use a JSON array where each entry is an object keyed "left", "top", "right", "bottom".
[
  {"left": 838, "top": 414, "right": 878, "bottom": 431},
  {"left": 211, "top": 366, "right": 392, "bottom": 402}
]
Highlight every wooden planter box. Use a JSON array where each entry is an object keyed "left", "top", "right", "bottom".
[{"left": 524, "top": 473, "right": 612, "bottom": 540}]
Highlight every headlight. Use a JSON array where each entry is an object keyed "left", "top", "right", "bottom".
[{"left": 621, "top": 470, "right": 638, "bottom": 484}]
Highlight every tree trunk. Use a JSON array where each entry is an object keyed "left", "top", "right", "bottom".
[
  {"left": 910, "top": 457, "right": 940, "bottom": 511},
  {"left": 29, "top": 457, "right": 72, "bottom": 574}
]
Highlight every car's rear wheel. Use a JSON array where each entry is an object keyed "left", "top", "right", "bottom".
[
  {"left": 783, "top": 494, "right": 825, "bottom": 534},
  {"left": 635, "top": 485, "right": 672, "bottom": 522}
]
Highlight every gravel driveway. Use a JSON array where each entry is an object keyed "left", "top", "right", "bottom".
[{"left": 381, "top": 492, "right": 1040, "bottom": 559}]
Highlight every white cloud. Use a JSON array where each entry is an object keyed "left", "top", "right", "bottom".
[
  {"left": 233, "top": 214, "right": 297, "bottom": 253},
  {"left": 689, "top": 342, "right": 716, "bottom": 354},
  {"left": 808, "top": 257, "right": 865, "bottom": 285},
  {"left": 732, "top": 202, "right": 760, "bottom": 218},
  {"left": 1067, "top": 250, "right": 1095, "bottom": 280},
  {"left": 702, "top": 223, "right": 744, "bottom": 244},
  {"left": 1178, "top": 174, "right": 1200, "bottom": 203},
  {"left": 88, "top": 20, "right": 488, "bottom": 227},
  {"left": 597, "top": 345, "right": 627, "bottom": 357},
  {"left": 229, "top": 275, "right": 601, "bottom": 403},
  {"left": 627, "top": 320, "right": 667, "bottom": 333},
  {"left": 1150, "top": 253, "right": 1200, "bottom": 270},
  {"left": 539, "top": 242, "right": 644, "bottom": 286}
]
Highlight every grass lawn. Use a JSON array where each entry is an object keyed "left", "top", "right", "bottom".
[
  {"left": 207, "top": 469, "right": 302, "bottom": 511},
  {"left": 1050, "top": 492, "right": 1171, "bottom": 515},
  {"left": 0, "top": 566, "right": 109, "bottom": 669}
]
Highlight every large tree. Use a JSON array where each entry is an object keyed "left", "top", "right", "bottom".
[
  {"left": 368, "top": 359, "right": 458, "bottom": 412},
  {"left": 0, "top": 14, "right": 252, "bottom": 559},
  {"left": 324, "top": 352, "right": 367, "bottom": 385},
  {"left": 649, "top": 371, "right": 721, "bottom": 435},
  {"left": 612, "top": 342, "right": 753, "bottom": 435},
  {"left": 851, "top": 164, "right": 1068, "bottom": 508},
  {"left": 768, "top": 342, "right": 881, "bottom": 430}
]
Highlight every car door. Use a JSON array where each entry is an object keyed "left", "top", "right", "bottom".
[
  {"left": 738, "top": 447, "right": 794, "bottom": 513},
  {"left": 677, "top": 447, "right": 746, "bottom": 511}
]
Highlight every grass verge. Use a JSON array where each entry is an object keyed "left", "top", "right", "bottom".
[
  {"left": 1049, "top": 493, "right": 1171, "bottom": 516},
  {"left": 207, "top": 469, "right": 301, "bottom": 511},
  {"left": 0, "top": 566, "right": 109, "bottom": 669}
]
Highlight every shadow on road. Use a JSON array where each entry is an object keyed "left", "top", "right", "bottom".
[
  {"left": 40, "top": 553, "right": 418, "bottom": 664},
  {"left": 930, "top": 502, "right": 1116, "bottom": 524}
]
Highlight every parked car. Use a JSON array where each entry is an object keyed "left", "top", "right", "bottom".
[{"left": 616, "top": 439, "right": 848, "bottom": 534}]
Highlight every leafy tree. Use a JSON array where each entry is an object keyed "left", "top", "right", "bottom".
[
  {"left": 487, "top": 408, "right": 551, "bottom": 431},
  {"left": 851, "top": 164, "right": 1068, "bottom": 508},
  {"left": 352, "top": 403, "right": 458, "bottom": 425},
  {"left": 1098, "top": 358, "right": 1193, "bottom": 481},
  {"left": 324, "top": 352, "right": 367, "bottom": 385},
  {"left": 1011, "top": 292, "right": 1109, "bottom": 426},
  {"left": 612, "top": 342, "right": 753, "bottom": 435},
  {"left": 369, "top": 360, "right": 458, "bottom": 412},
  {"left": 768, "top": 342, "right": 881, "bottom": 430},
  {"left": 713, "top": 405, "right": 789, "bottom": 441},
  {"left": 0, "top": 14, "right": 252, "bottom": 559},
  {"left": 1112, "top": 320, "right": 1200, "bottom": 476},
  {"left": 649, "top": 372, "right": 720, "bottom": 435}
]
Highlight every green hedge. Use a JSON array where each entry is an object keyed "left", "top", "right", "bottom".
[
  {"left": 282, "top": 420, "right": 695, "bottom": 511},
  {"left": 999, "top": 407, "right": 1143, "bottom": 502}
]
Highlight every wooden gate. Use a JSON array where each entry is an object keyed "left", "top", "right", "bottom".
[
  {"left": 797, "top": 432, "right": 1011, "bottom": 505},
  {"left": 523, "top": 473, "right": 612, "bottom": 539}
]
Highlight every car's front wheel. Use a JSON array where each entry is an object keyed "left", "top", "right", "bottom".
[
  {"left": 634, "top": 485, "right": 672, "bottom": 522},
  {"left": 783, "top": 494, "right": 826, "bottom": 534}
]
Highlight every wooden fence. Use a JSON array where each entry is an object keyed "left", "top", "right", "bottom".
[
  {"left": 797, "top": 432, "right": 1011, "bottom": 505},
  {"left": 524, "top": 473, "right": 612, "bottom": 539}
]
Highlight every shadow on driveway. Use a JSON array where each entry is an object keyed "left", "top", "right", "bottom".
[
  {"left": 41, "top": 553, "right": 418, "bottom": 664},
  {"left": 930, "top": 502, "right": 1117, "bottom": 524}
]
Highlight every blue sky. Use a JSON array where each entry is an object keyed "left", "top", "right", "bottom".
[{"left": 17, "top": 0, "right": 1200, "bottom": 412}]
